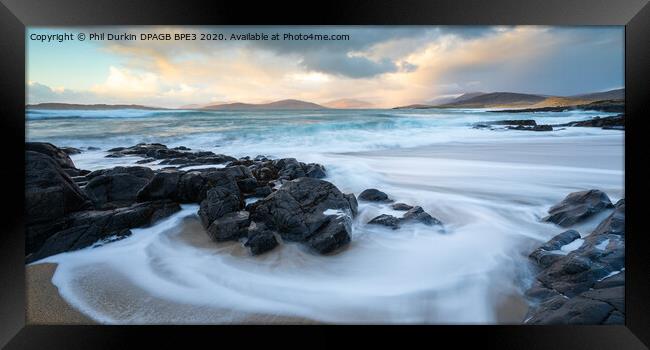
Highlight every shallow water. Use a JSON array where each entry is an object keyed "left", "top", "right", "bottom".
[{"left": 27, "top": 108, "right": 624, "bottom": 324}]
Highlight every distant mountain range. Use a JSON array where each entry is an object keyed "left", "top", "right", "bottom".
[
  {"left": 28, "top": 89, "right": 624, "bottom": 111},
  {"left": 202, "top": 99, "right": 327, "bottom": 110},
  {"left": 394, "top": 88, "right": 624, "bottom": 109}
]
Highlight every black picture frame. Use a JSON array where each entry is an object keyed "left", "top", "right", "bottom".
[{"left": 1, "top": 0, "right": 648, "bottom": 348}]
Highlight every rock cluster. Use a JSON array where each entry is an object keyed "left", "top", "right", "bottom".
[
  {"left": 524, "top": 190, "right": 625, "bottom": 324},
  {"left": 26, "top": 142, "right": 350, "bottom": 261},
  {"left": 359, "top": 188, "right": 444, "bottom": 231}
]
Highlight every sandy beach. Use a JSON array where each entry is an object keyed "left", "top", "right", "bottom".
[{"left": 26, "top": 263, "right": 95, "bottom": 324}]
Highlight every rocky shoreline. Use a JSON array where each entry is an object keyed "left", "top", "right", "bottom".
[
  {"left": 523, "top": 190, "right": 625, "bottom": 324},
  {"left": 25, "top": 142, "right": 623, "bottom": 325},
  {"left": 473, "top": 114, "right": 625, "bottom": 132},
  {"left": 26, "top": 142, "right": 442, "bottom": 263}
]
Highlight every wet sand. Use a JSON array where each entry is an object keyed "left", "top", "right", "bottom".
[
  {"left": 26, "top": 263, "right": 95, "bottom": 324},
  {"left": 26, "top": 262, "right": 320, "bottom": 325}
]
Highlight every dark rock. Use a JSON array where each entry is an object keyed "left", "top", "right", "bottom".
[
  {"left": 524, "top": 195, "right": 626, "bottom": 324},
  {"left": 205, "top": 211, "right": 250, "bottom": 242},
  {"left": 493, "top": 119, "right": 537, "bottom": 126},
  {"left": 254, "top": 185, "right": 273, "bottom": 198},
  {"left": 359, "top": 188, "right": 391, "bottom": 202},
  {"left": 305, "top": 164, "right": 326, "bottom": 178},
  {"left": 135, "top": 158, "right": 156, "bottom": 164},
  {"left": 86, "top": 146, "right": 101, "bottom": 151},
  {"left": 137, "top": 169, "right": 182, "bottom": 202},
  {"left": 60, "top": 147, "right": 82, "bottom": 155},
  {"left": 306, "top": 215, "right": 352, "bottom": 254},
  {"left": 177, "top": 169, "right": 240, "bottom": 203},
  {"left": 274, "top": 158, "right": 306, "bottom": 180},
  {"left": 26, "top": 142, "right": 76, "bottom": 169},
  {"left": 106, "top": 143, "right": 235, "bottom": 167},
  {"left": 507, "top": 124, "right": 553, "bottom": 131},
  {"left": 391, "top": 203, "right": 413, "bottom": 211},
  {"left": 244, "top": 222, "right": 279, "bottom": 255},
  {"left": 237, "top": 177, "right": 258, "bottom": 193},
  {"left": 402, "top": 206, "right": 443, "bottom": 226},
  {"left": 25, "top": 151, "right": 92, "bottom": 254},
  {"left": 198, "top": 186, "right": 242, "bottom": 229},
  {"left": 543, "top": 189, "right": 614, "bottom": 227},
  {"left": 248, "top": 177, "right": 357, "bottom": 253},
  {"left": 64, "top": 168, "right": 91, "bottom": 177},
  {"left": 557, "top": 115, "right": 624, "bottom": 129},
  {"left": 593, "top": 271, "right": 624, "bottom": 289},
  {"left": 591, "top": 199, "right": 624, "bottom": 236},
  {"left": 84, "top": 166, "right": 154, "bottom": 209},
  {"left": 368, "top": 214, "right": 401, "bottom": 229},
  {"left": 26, "top": 200, "right": 181, "bottom": 263},
  {"left": 526, "top": 286, "right": 624, "bottom": 325},
  {"left": 368, "top": 206, "right": 442, "bottom": 230},
  {"left": 245, "top": 232, "right": 279, "bottom": 255},
  {"left": 529, "top": 230, "right": 581, "bottom": 268}
]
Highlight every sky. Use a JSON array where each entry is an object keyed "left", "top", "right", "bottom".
[{"left": 27, "top": 26, "right": 624, "bottom": 108}]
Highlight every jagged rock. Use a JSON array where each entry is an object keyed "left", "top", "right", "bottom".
[
  {"left": 26, "top": 151, "right": 92, "bottom": 254},
  {"left": 84, "top": 166, "right": 154, "bottom": 209},
  {"left": 402, "top": 206, "right": 443, "bottom": 226},
  {"left": 106, "top": 143, "right": 235, "bottom": 167},
  {"left": 306, "top": 215, "right": 352, "bottom": 254},
  {"left": 529, "top": 230, "right": 581, "bottom": 268},
  {"left": 493, "top": 120, "right": 537, "bottom": 126},
  {"left": 245, "top": 222, "right": 279, "bottom": 255},
  {"left": 26, "top": 200, "right": 180, "bottom": 263},
  {"left": 368, "top": 214, "right": 401, "bottom": 229},
  {"left": 198, "top": 186, "right": 242, "bottom": 229},
  {"left": 358, "top": 188, "right": 391, "bottom": 202},
  {"left": 368, "top": 206, "right": 443, "bottom": 230},
  {"left": 557, "top": 115, "right": 624, "bottom": 129},
  {"left": 524, "top": 194, "right": 625, "bottom": 325},
  {"left": 248, "top": 177, "right": 357, "bottom": 253},
  {"left": 136, "top": 169, "right": 182, "bottom": 201},
  {"left": 391, "top": 203, "right": 413, "bottom": 211},
  {"left": 543, "top": 189, "right": 614, "bottom": 227},
  {"left": 26, "top": 142, "right": 76, "bottom": 169},
  {"left": 205, "top": 211, "right": 250, "bottom": 242}
]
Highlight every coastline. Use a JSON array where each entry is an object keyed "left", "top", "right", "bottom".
[{"left": 27, "top": 261, "right": 528, "bottom": 324}]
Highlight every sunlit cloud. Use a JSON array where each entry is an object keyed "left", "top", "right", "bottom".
[{"left": 27, "top": 26, "right": 624, "bottom": 108}]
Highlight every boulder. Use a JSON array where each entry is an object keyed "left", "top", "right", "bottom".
[
  {"left": 25, "top": 151, "right": 92, "bottom": 254},
  {"left": 359, "top": 188, "right": 391, "bottom": 202},
  {"left": 198, "top": 186, "right": 242, "bottom": 229},
  {"left": 543, "top": 189, "right": 614, "bottom": 227},
  {"left": 84, "top": 166, "right": 154, "bottom": 209},
  {"left": 244, "top": 222, "right": 279, "bottom": 255},
  {"left": 524, "top": 195, "right": 626, "bottom": 324},
  {"left": 136, "top": 169, "right": 182, "bottom": 201},
  {"left": 391, "top": 203, "right": 413, "bottom": 211},
  {"left": 306, "top": 215, "right": 352, "bottom": 254},
  {"left": 26, "top": 200, "right": 180, "bottom": 263},
  {"left": 248, "top": 177, "right": 357, "bottom": 253},
  {"left": 529, "top": 230, "right": 581, "bottom": 268},
  {"left": 368, "top": 206, "right": 443, "bottom": 230},
  {"left": 26, "top": 142, "right": 76, "bottom": 169},
  {"left": 402, "top": 206, "right": 443, "bottom": 226},
  {"left": 368, "top": 214, "right": 401, "bottom": 229},
  {"left": 205, "top": 211, "right": 250, "bottom": 242},
  {"left": 106, "top": 143, "right": 235, "bottom": 167}
]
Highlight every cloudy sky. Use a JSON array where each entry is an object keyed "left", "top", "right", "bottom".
[{"left": 27, "top": 26, "right": 624, "bottom": 108}]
